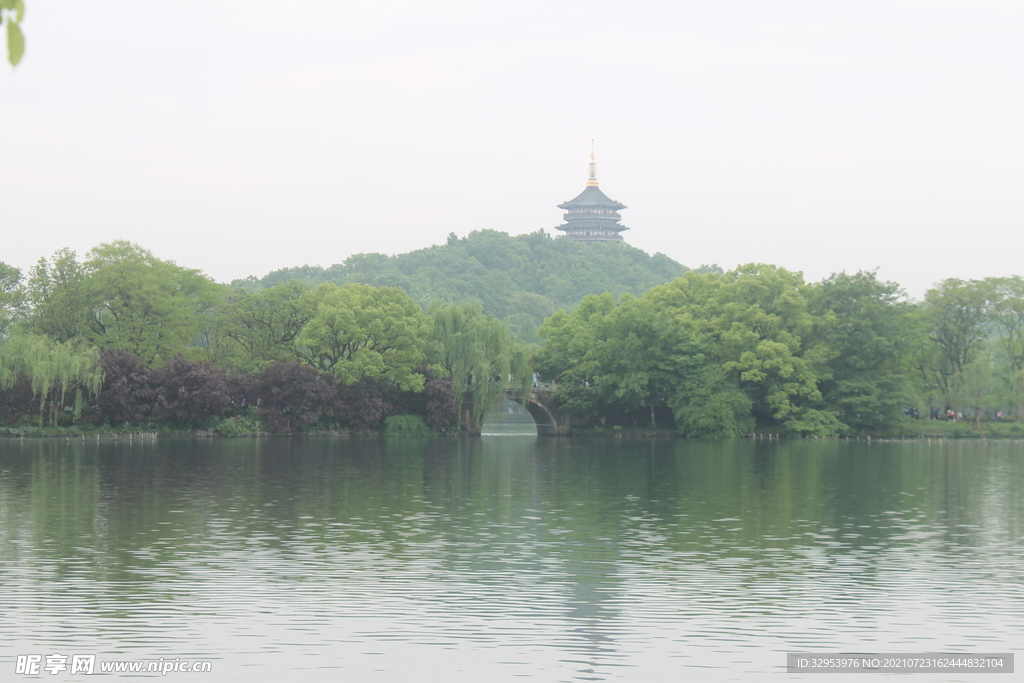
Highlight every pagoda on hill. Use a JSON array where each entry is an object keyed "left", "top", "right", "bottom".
[{"left": 555, "top": 151, "right": 629, "bottom": 243}]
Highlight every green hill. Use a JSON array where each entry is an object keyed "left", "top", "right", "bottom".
[{"left": 233, "top": 230, "right": 705, "bottom": 344}]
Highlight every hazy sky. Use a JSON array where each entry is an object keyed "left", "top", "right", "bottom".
[{"left": 3, "top": 1, "right": 1022, "bottom": 298}]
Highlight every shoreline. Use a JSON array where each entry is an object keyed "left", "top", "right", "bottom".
[{"left": 4, "top": 427, "right": 1024, "bottom": 442}]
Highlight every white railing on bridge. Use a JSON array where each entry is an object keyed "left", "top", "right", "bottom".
[{"left": 505, "top": 381, "right": 557, "bottom": 396}]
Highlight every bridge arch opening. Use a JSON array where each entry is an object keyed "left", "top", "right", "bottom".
[
  {"left": 480, "top": 399, "right": 538, "bottom": 435},
  {"left": 479, "top": 394, "right": 564, "bottom": 436}
]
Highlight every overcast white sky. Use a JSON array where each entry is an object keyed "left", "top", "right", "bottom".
[{"left": 2, "top": 1, "right": 1022, "bottom": 299}]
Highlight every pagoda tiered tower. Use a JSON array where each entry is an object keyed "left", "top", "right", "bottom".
[{"left": 555, "top": 151, "right": 629, "bottom": 243}]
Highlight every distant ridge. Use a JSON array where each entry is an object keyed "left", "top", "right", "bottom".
[{"left": 233, "top": 230, "right": 711, "bottom": 344}]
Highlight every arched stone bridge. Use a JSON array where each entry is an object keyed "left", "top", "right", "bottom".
[{"left": 461, "top": 382, "right": 571, "bottom": 436}]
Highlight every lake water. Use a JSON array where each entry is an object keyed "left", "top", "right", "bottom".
[{"left": 1, "top": 436, "right": 1021, "bottom": 681}]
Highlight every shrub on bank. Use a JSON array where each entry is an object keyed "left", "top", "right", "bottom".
[
  {"left": 382, "top": 414, "right": 433, "bottom": 437},
  {"left": 213, "top": 410, "right": 264, "bottom": 437}
]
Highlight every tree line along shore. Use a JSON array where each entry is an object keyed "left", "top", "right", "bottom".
[{"left": 1, "top": 233, "right": 1022, "bottom": 438}]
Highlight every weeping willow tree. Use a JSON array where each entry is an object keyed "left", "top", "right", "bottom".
[
  {"left": 0, "top": 334, "right": 104, "bottom": 427},
  {"left": 427, "top": 301, "right": 532, "bottom": 432}
]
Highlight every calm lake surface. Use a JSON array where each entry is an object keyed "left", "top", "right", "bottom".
[{"left": 1, "top": 435, "right": 1021, "bottom": 681}]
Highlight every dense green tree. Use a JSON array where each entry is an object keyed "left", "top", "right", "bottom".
[
  {"left": 577, "top": 295, "right": 705, "bottom": 428},
  {"left": 949, "top": 351, "right": 1000, "bottom": 430},
  {"left": 0, "top": 262, "right": 24, "bottom": 337},
  {"left": 646, "top": 265, "right": 841, "bottom": 435},
  {"left": 985, "top": 276, "right": 1024, "bottom": 419},
  {"left": 297, "top": 283, "right": 430, "bottom": 391},
  {"left": 922, "top": 278, "right": 992, "bottom": 393},
  {"left": 908, "top": 312, "right": 947, "bottom": 415},
  {"left": 535, "top": 292, "right": 617, "bottom": 419},
  {"left": 216, "top": 280, "right": 315, "bottom": 372},
  {"left": 585, "top": 296, "right": 667, "bottom": 427},
  {"left": 669, "top": 364, "right": 755, "bottom": 437},
  {"left": 988, "top": 276, "right": 1024, "bottom": 372},
  {"left": 26, "top": 242, "right": 224, "bottom": 366},
  {"left": 537, "top": 292, "right": 716, "bottom": 432},
  {"left": 79, "top": 242, "right": 225, "bottom": 365},
  {"left": 810, "top": 271, "right": 916, "bottom": 432},
  {"left": 26, "top": 248, "right": 90, "bottom": 343}
]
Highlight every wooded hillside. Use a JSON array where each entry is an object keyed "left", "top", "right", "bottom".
[{"left": 234, "top": 229, "right": 701, "bottom": 344}]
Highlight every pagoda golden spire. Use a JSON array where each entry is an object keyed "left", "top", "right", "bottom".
[{"left": 587, "top": 142, "right": 599, "bottom": 187}]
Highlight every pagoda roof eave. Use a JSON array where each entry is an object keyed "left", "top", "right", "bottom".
[
  {"left": 557, "top": 185, "right": 626, "bottom": 210},
  {"left": 556, "top": 223, "right": 629, "bottom": 232}
]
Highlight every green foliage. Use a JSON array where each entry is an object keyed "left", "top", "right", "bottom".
[
  {"left": 427, "top": 300, "right": 531, "bottom": 431},
  {"left": 83, "top": 242, "right": 225, "bottom": 365},
  {"left": 949, "top": 355, "right": 999, "bottom": 430},
  {"left": 26, "top": 248, "right": 88, "bottom": 342},
  {"left": 382, "top": 414, "right": 432, "bottom": 436},
  {"left": 922, "top": 278, "right": 992, "bottom": 383},
  {"left": 911, "top": 277, "right": 1020, "bottom": 423},
  {"left": 216, "top": 280, "right": 315, "bottom": 372},
  {"left": 810, "top": 271, "right": 915, "bottom": 433},
  {"left": 669, "top": 366, "right": 754, "bottom": 437},
  {"left": 1, "top": 0, "right": 25, "bottom": 66},
  {"left": 535, "top": 293, "right": 615, "bottom": 374},
  {"left": 538, "top": 265, "right": 904, "bottom": 436},
  {"left": 26, "top": 242, "right": 225, "bottom": 367},
  {"left": 535, "top": 293, "right": 616, "bottom": 415},
  {"left": 0, "top": 261, "right": 24, "bottom": 337},
  {"left": 646, "top": 265, "right": 841, "bottom": 436},
  {"left": 586, "top": 295, "right": 705, "bottom": 428},
  {"left": 946, "top": 425, "right": 982, "bottom": 439},
  {"left": 239, "top": 229, "right": 688, "bottom": 344},
  {"left": 213, "top": 411, "right": 263, "bottom": 437},
  {"left": 985, "top": 276, "right": 1024, "bottom": 420},
  {"left": 534, "top": 266, "right": 1024, "bottom": 436},
  {"left": 10, "top": 236, "right": 1024, "bottom": 439},
  {"left": 989, "top": 276, "right": 1024, "bottom": 372},
  {"left": 0, "top": 334, "right": 103, "bottom": 427},
  {"left": 297, "top": 283, "right": 430, "bottom": 391},
  {"left": 537, "top": 290, "right": 708, "bottom": 431}
]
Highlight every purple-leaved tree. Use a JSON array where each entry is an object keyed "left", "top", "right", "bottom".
[
  {"left": 151, "top": 356, "right": 233, "bottom": 429},
  {"left": 88, "top": 349, "right": 156, "bottom": 426},
  {"left": 255, "top": 361, "right": 335, "bottom": 433}
]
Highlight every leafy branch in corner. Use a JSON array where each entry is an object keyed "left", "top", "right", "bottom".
[{"left": 1, "top": 0, "right": 25, "bottom": 67}]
